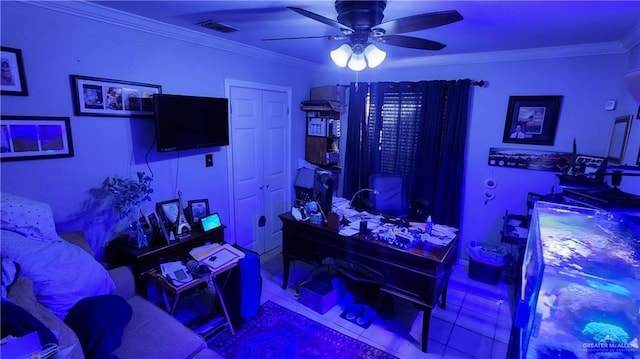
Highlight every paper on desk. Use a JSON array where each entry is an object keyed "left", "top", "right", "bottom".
[
  {"left": 189, "top": 242, "right": 221, "bottom": 261},
  {"left": 339, "top": 226, "right": 360, "bottom": 236},
  {"left": 432, "top": 224, "right": 458, "bottom": 237},
  {"left": 202, "top": 244, "right": 245, "bottom": 271},
  {"left": 422, "top": 234, "right": 453, "bottom": 247}
]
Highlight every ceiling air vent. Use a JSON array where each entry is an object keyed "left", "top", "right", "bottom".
[{"left": 197, "top": 21, "right": 239, "bottom": 33}]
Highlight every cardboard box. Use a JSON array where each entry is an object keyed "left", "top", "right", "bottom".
[
  {"left": 310, "top": 85, "right": 345, "bottom": 103},
  {"left": 299, "top": 280, "right": 339, "bottom": 314}
]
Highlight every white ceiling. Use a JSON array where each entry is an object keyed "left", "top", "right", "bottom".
[{"left": 92, "top": 1, "right": 640, "bottom": 67}]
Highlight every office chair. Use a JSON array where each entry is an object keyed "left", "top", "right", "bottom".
[{"left": 368, "top": 173, "right": 409, "bottom": 217}]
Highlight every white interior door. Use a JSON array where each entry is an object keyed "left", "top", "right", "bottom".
[
  {"left": 262, "top": 90, "right": 288, "bottom": 253},
  {"left": 229, "top": 86, "right": 263, "bottom": 252},
  {"left": 227, "top": 81, "right": 290, "bottom": 254}
]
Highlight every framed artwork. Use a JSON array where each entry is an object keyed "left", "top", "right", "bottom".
[
  {"left": 1, "top": 46, "right": 28, "bottom": 96},
  {"left": 488, "top": 147, "right": 572, "bottom": 172},
  {"left": 188, "top": 199, "right": 210, "bottom": 223},
  {"left": 502, "top": 95, "right": 562, "bottom": 145},
  {"left": 607, "top": 115, "right": 632, "bottom": 164},
  {"left": 156, "top": 199, "right": 180, "bottom": 229},
  {"left": 0, "top": 116, "right": 74, "bottom": 162},
  {"left": 70, "top": 75, "right": 161, "bottom": 117}
]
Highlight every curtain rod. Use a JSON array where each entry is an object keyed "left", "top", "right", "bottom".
[{"left": 335, "top": 79, "right": 487, "bottom": 88}]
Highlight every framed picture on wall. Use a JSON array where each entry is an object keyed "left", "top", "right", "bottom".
[
  {"left": 502, "top": 95, "right": 563, "bottom": 145},
  {"left": 0, "top": 115, "right": 74, "bottom": 161},
  {"left": 607, "top": 115, "right": 632, "bottom": 164},
  {"left": 70, "top": 75, "right": 162, "bottom": 117},
  {"left": 1, "top": 46, "right": 28, "bottom": 96}
]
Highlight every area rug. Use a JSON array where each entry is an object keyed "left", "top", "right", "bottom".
[{"left": 208, "top": 300, "right": 398, "bottom": 359}]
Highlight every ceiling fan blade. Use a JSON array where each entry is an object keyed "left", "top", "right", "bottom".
[
  {"left": 287, "top": 7, "right": 354, "bottom": 33},
  {"left": 373, "top": 10, "right": 463, "bottom": 35},
  {"left": 263, "top": 35, "right": 346, "bottom": 41},
  {"left": 376, "top": 35, "right": 446, "bottom": 50}
]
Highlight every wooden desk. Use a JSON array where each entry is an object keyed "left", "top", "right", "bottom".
[
  {"left": 106, "top": 227, "right": 225, "bottom": 293},
  {"left": 279, "top": 213, "right": 459, "bottom": 353}
]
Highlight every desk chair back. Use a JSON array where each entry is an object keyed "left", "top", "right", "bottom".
[{"left": 369, "top": 173, "right": 408, "bottom": 217}]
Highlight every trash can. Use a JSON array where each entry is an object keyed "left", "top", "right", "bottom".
[{"left": 467, "top": 241, "right": 507, "bottom": 285}]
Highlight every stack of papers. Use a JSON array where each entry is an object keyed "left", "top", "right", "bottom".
[
  {"left": 189, "top": 243, "right": 221, "bottom": 261},
  {"left": 200, "top": 244, "right": 245, "bottom": 273},
  {"left": 420, "top": 224, "right": 458, "bottom": 247}
]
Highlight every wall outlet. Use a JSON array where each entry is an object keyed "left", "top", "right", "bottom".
[{"left": 205, "top": 153, "right": 213, "bottom": 167}]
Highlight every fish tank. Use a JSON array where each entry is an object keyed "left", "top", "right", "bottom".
[{"left": 514, "top": 201, "right": 640, "bottom": 359}]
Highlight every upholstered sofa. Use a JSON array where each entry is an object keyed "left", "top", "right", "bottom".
[
  {"left": 4, "top": 231, "right": 221, "bottom": 359},
  {"left": 1, "top": 193, "right": 222, "bottom": 358}
]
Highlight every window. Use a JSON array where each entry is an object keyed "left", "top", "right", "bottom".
[{"left": 365, "top": 84, "right": 425, "bottom": 186}]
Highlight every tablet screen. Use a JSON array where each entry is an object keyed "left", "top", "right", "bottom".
[{"left": 201, "top": 212, "right": 221, "bottom": 232}]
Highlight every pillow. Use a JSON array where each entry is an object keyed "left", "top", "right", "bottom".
[
  {"left": 1, "top": 229, "right": 116, "bottom": 320},
  {"left": 1, "top": 193, "right": 60, "bottom": 242}
]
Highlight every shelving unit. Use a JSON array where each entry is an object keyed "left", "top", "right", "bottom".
[{"left": 301, "top": 101, "right": 342, "bottom": 167}]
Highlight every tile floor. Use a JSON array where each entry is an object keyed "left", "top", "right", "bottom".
[{"left": 257, "top": 248, "right": 513, "bottom": 359}]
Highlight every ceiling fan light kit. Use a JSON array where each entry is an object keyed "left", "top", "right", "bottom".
[
  {"left": 348, "top": 52, "right": 367, "bottom": 71},
  {"left": 332, "top": 43, "right": 387, "bottom": 71},
  {"left": 330, "top": 44, "right": 352, "bottom": 67},
  {"left": 363, "top": 44, "right": 386, "bottom": 68},
  {"left": 276, "top": 1, "right": 462, "bottom": 71}
]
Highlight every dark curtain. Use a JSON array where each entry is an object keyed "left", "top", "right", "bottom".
[
  {"left": 344, "top": 79, "right": 471, "bottom": 227},
  {"left": 343, "top": 82, "right": 369, "bottom": 199}
]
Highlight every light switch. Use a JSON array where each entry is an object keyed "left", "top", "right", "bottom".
[
  {"left": 205, "top": 153, "right": 213, "bottom": 167},
  {"left": 605, "top": 100, "right": 616, "bottom": 111}
]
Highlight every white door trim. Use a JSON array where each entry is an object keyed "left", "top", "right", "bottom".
[{"left": 224, "top": 78, "right": 292, "bottom": 249}]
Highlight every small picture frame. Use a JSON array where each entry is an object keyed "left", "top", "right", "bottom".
[
  {"left": 1, "top": 115, "right": 74, "bottom": 161},
  {"left": 70, "top": 75, "right": 161, "bottom": 117},
  {"left": 188, "top": 199, "right": 210, "bottom": 223},
  {"left": 157, "top": 216, "right": 175, "bottom": 244},
  {"left": 146, "top": 212, "right": 160, "bottom": 232},
  {"left": 143, "top": 211, "right": 161, "bottom": 240},
  {"left": 1, "top": 46, "right": 28, "bottom": 96},
  {"left": 502, "top": 95, "right": 562, "bottom": 145},
  {"left": 156, "top": 199, "right": 180, "bottom": 229}
]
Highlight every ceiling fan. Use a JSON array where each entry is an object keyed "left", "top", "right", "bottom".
[{"left": 263, "top": 0, "right": 463, "bottom": 70}]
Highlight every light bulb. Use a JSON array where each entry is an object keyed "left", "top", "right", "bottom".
[
  {"left": 330, "top": 44, "right": 352, "bottom": 68},
  {"left": 348, "top": 53, "right": 366, "bottom": 71},
  {"left": 364, "top": 44, "right": 386, "bottom": 68}
]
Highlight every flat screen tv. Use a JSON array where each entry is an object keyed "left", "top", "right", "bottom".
[{"left": 154, "top": 94, "right": 229, "bottom": 152}]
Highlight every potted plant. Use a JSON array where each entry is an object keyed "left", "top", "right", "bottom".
[{"left": 103, "top": 171, "right": 154, "bottom": 248}]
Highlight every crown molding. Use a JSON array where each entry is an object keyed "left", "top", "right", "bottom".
[
  {"left": 382, "top": 42, "right": 628, "bottom": 69},
  {"left": 24, "top": 0, "right": 318, "bottom": 71},
  {"left": 621, "top": 22, "right": 640, "bottom": 50}
]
